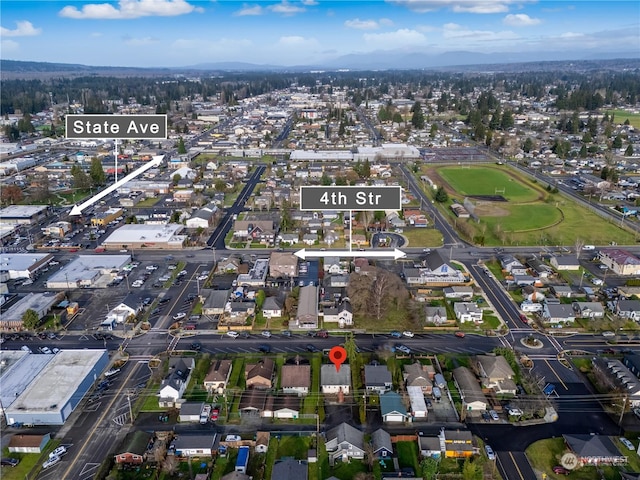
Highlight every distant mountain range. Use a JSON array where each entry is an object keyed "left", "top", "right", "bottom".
[{"left": 2, "top": 51, "right": 639, "bottom": 78}]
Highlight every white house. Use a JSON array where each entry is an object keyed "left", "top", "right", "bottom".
[
  {"left": 158, "top": 357, "right": 195, "bottom": 407},
  {"left": 321, "top": 364, "right": 351, "bottom": 395},
  {"left": 453, "top": 302, "right": 483, "bottom": 323}
]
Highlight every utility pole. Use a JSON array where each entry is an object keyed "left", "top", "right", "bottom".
[{"left": 127, "top": 391, "right": 134, "bottom": 425}]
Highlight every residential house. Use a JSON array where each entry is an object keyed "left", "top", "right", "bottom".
[
  {"left": 325, "top": 423, "right": 365, "bottom": 462},
  {"left": 573, "top": 302, "right": 605, "bottom": 318},
  {"left": 425, "top": 306, "right": 447, "bottom": 326},
  {"left": 296, "top": 285, "right": 319, "bottom": 329},
  {"left": 623, "top": 353, "right": 640, "bottom": 379},
  {"left": 371, "top": 429, "right": 393, "bottom": 458},
  {"left": 159, "top": 357, "right": 195, "bottom": 407},
  {"left": 115, "top": 431, "right": 153, "bottom": 465},
  {"left": 203, "top": 359, "right": 232, "bottom": 394},
  {"left": 269, "top": 252, "right": 298, "bottom": 278},
  {"left": 233, "top": 220, "right": 276, "bottom": 245},
  {"left": 379, "top": 392, "right": 411, "bottom": 423},
  {"left": 246, "top": 358, "right": 275, "bottom": 389},
  {"left": 8, "top": 433, "right": 51, "bottom": 453},
  {"left": 202, "top": 290, "right": 231, "bottom": 316},
  {"left": 265, "top": 395, "right": 301, "bottom": 419},
  {"left": 442, "top": 430, "right": 474, "bottom": 458},
  {"left": 323, "top": 257, "right": 348, "bottom": 275},
  {"left": 179, "top": 402, "right": 205, "bottom": 423},
  {"left": 364, "top": 364, "right": 393, "bottom": 394},
  {"left": 419, "top": 435, "right": 443, "bottom": 458},
  {"left": 543, "top": 304, "right": 576, "bottom": 324},
  {"left": 454, "top": 302, "right": 483, "bottom": 323},
  {"left": 499, "top": 254, "right": 528, "bottom": 275},
  {"left": 452, "top": 367, "right": 488, "bottom": 411},
  {"left": 551, "top": 285, "right": 575, "bottom": 298},
  {"left": 272, "top": 459, "right": 308, "bottom": 480},
  {"left": 475, "top": 355, "right": 517, "bottom": 395},
  {"left": 255, "top": 432, "right": 270, "bottom": 453},
  {"left": 173, "top": 434, "right": 217, "bottom": 457},
  {"left": 563, "top": 434, "right": 627, "bottom": 467},
  {"left": 404, "top": 251, "right": 467, "bottom": 285},
  {"left": 407, "top": 385, "right": 429, "bottom": 419},
  {"left": 599, "top": 249, "right": 640, "bottom": 276},
  {"left": 322, "top": 300, "right": 353, "bottom": 328},
  {"left": 321, "top": 364, "right": 351, "bottom": 395},
  {"left": 616, "top": 299, "right": 640, "bottom": 320},
  {"left": 527, "top": 257, "right": 553, "bottom": 278},
  {"left": 302, "top": 233, "right": 318, "bottom": 245},
  {"left": 216, "top": 256, "right": 242, "bottom": 274},
  {"left": 262, "top": 297, "right": 283, "bottom": 318},
  {"left": 443, "top": 286, "right": 474, "bottom": 299},
  {"left": 551, "top": 255, "right": 581, "bottom": 271},
  {"left": 278, "top": 233, "right": 299, "bottom": 245},
  {"left": 104, "top": 301, "right": 139, "bottom": 325},
  {"left": 281, "top": 365, "right": 311, "bottom": 396},
  {"left": 603, "top": 358, "right": 640, "bottom": 407},
  {"left": 239, "top": 389, "right": 268, "bottom": 418},
  {"left": 403, "top": 362, "right": 433, "bottom": 395},
  {"left": 186, "top": 203, "right": 219, "bottom": 229}
]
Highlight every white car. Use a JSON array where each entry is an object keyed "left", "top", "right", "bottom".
[
  {"left": 173, "top": 312, "right": 186, "bottom": 320},
  {"left": 226, "top": 331, "right": 240, "bottom": 339},
  {"left": 489, "top": 410, "right": 499, "bottom": 421},
  {"left": 40, "top": 347, "right": 53, "bottom": 354},
  {"left": 620, "top": 438, "right": 635, "bottom": 450},
  {"left": 42, "top": 455, "right": 61, "bottom": 469},
  {"left": 132, "top": 280, "right": 143, "bottom": 288},
  {"left": 402, "top": 331, "right": 415, "bottom": 338},
  {"left": 507, "top": 408, "right": 523, "bottom": 417},
  {"left": 484, "top": 445, "right": 496, "bottom": 461},
  {"left": 50, "top": 446, "right": 67, "bottom": 458},
  {"left": 261, "top": 330, "right": 272, "bottom": 338},
  {"left": 602, "top": 331, "right": 616, "bottom": 338},
  {"left": 225, "top": 435, "right": 241, "bottom": 442},
  {"left": 146, "top": 265, "right": 158, "bottom": 271},
  {"left": 168, "top": 265, "right": 177, "bottom": 270}
]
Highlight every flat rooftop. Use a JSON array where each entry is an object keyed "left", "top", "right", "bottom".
[
  {"left": 3, "top": 292, "right": 60, "bottom": 321},
  {"left": 47, "top": 255, "right": 130, "bottom": 283},
  {"left": 8, "top": 349, "right": 107, "bottom": 413},
  {"left": 0, "top": 351, "right": 54, "bottom": 411},
  {"left": 0, "top": 205, "right": 48, "bottom": 218},
  {"left": 0, "top": 253, "right": 52, "bottom": 272},
  {"left": 102, "top": 224, "right": 185, "bottom": 244}
]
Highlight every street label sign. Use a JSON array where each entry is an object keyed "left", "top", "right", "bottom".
[
  {"left": 300, "top": 186, "right": 401, "bottom": 211},
  {"left": 65, "top": 114, "right": 167, "bottom": 139}
]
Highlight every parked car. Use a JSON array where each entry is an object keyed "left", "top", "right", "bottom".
[
  {"left": 210, "top": 408, "right": 219, "bottom": 421},
  {"left": 42, "top": 456, "right": 61, "bottom": 469},
  {"left": 602, "top": 331, "right": 615, "bottom": 337},
  {"left": 159, "top": 297, "right": 172, "bottom": 304},
  {"left": 390, "top": 331, "right": 402, "bottom": 338},
  {"left": 173, "top": 312, "right": 186, "bottom": 320},
  {"left": 552, "top": 466, "right": 570, "bottom": 475},
  {"left": 282, "top": 330, "right": 292, "bottom": 337},
  {"left": 226, "top": 331, "right": 240, "bottom": 339},
  {"left": 489, "top": 410, "right": 499, "bottom": 421},
  {"left": 402, "top": 331, "right": 415, "bottom": 338},
  {"left": 261, "top": 330, "right": 272, "bottom": 338},
  {"left": 190, "top": 342, "right": 201, "bottom": 351},
  {"left": 620, "top": 437, "right": 635, "bottom": 450},
  {"left": 1, "top": 458, "right": 19, "bottom": 467},
  {"left": 258, "top": 344, "right": 271, "bottom": 353},
  {"left": 306, "top": 344, "right": 319, "bottom": 353},
  {"left": 50, "top": 446, "right": 67, "bottom": 458},
  {"left": 225, "top": 435, "right": 241, "bottom": 442},
  {"left": 481, "top": 411, "right": 491, "bottom": 422},
  {"left": 39, "top": 347, "right": 52, "bottom": 354},
  {"left": 395, "top": 344, "right": 411, "bottom": 354},
  {"left": 484, "top": 445, "right": 496, "bottom": 461},
  {"left": 455, "top": 331, "right": 466, "bottom": 338}
]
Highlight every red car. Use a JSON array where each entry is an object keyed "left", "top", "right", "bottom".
[
  {"left": 210, "top": 408, "right": 219, "bottom": 421},
  {"left": 553, "top": 466, "right": 569, "bottom": 475},
  {"left": 519, "top": 314, "right": 528, "bottom": 324},
  {"left": 454, "top": 331, "right": 465, "bottom": 338}
]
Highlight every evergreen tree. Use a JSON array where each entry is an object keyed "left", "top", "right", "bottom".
[
  {"left": 410, "top": 101, "right": 425, "bottom": 129},
  {"left": 625, "top": 144, "right": 634, "bottom": 156},
  {"left": 22, "top": 309, "right": 40, "bottom": 330},
  {"left": 89, "top": 157, "right": 106, "bottom": 186},
  {"left": 177, "top": 137, "right": 187, "bottom": 154},
  {"left": 434, "top": 186, "right": 448, "bottom": 203},
  {"left": 523, "top": 137, "right": 533, "bottom": 153}
]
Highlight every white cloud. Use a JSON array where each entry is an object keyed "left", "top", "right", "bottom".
[
  {"left": 59, "top": 0, "right": 202, "bottom": 20},
  {"left": 559, "top": 32, "right": 584, "bottom": 38},
  {"left": 1, "top": 39, "right": 19, "bottom": 52},
  {"left": 503, "top": 13, "right": 540, "bottom": 26},
  {"left": 0, "top": 20, "right": 41, "bottom": 37},
  {"left": 442, "top": 22, "right": 518, "bottom": 41},
  {"left": 387, "top": 0, "right": 533, "bottom": 14},
  {"left": 123, "top": 36, "right": 158, "bottom": 45},
  {"left": 91, "top": 32, "right": 103, "bottom": 37},
  {"left": 301, "top": 0, "right": 318, "bottom": 5},
  {"left": 363, "top": 28, "right": 428, "bottom": 49},
  {"left": 268, "top": 1, "right": 305, "bottom": 15},
  {"left": 234, "top": 4, "right": 263, "bottom": 16},
  {"left": 276, "top": 35, "right": 319, "bottom": 48},
  {"left": 345, "top": 18, "right": 381, "bottom": 30}
]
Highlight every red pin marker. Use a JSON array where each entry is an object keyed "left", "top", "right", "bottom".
[{"left": 329, "top": 346, "right": 347, "bottom": 372}]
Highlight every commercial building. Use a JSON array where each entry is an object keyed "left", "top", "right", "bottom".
[
  {"left": 0, "top": 253, "right": 53, "bottom": 281},
  {"left": 5, "top": 349, "right": 109, "bottom": 425},
  {"left": 0, "top": 351, "right": 53, "bottom": 414},
  {"left": 0, "top": 205, "right": 49, "bottom": 225},
  {"left": 101, "top": 224, "right": 187, "bottom": 250},
  {"left": 91, "top": 208, "right": 124, "bottom": 227},
  {"left": 42, "top": 221, "right": 72, "bottom": 238},
  {"left": 0, "top": 292, "right": 62, "bottom": 330},
  {"left": 46, "top": 255, "right": 130, "bottom": 289}
]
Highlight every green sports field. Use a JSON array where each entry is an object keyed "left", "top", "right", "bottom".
[
  {"left": 610, "top": 109, "right": 640, "bottom": 129},
  {"left": 438, "top": 166, "right": 539, "bottom": 202}
]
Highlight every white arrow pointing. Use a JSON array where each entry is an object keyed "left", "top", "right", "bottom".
[
  {"left": 294, "top": 248, "right": 406, "bottom": 260},
  {"left": 69, "top": 155, "right": 164, "bottom": 216}
]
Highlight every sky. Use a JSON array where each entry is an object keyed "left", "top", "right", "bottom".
[{"left": 1, "top": 0, "right": 639, "bottom": 67}]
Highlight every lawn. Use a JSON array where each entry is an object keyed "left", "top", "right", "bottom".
[
  {"left": 401, "top": 227, "right": 444, "bottom": 248},
  {"left": 135, "top": 197, "right": 160, "bottom": 207},
  {"left": 526, "top": 438, "right": 623, "bottom": 480},
  {"left": 610, "top": 109, "right": 640, "bottom": 129},
  {"left": 330, "top": 459, "right": 368, "bottom": 480},
  {"left": 396, "top": 441, "right": 420, "bottom": 472},
  {"left": 480, "top": 203, "right": 562, "bottom": 232},
  {"left": 438, "top": 166, "right": 540, "bottom": 202}
]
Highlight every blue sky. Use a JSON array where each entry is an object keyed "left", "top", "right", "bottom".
[{"left": 1, "top": 1, "right": 638, "bottom": 67}]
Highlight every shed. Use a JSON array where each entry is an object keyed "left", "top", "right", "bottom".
[{"left": 8, "top": 433, "right": 51, "bottom": 453}]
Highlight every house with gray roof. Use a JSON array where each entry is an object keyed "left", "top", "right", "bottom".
[
  {"left": 403, "top": 362, "right": 433, "bottom": 395},
  {"left": 203, "top": 359, "right": 232, "bottom": 394},
  {"left": 364, "top": 364, "right": 393, "bottom": 394},
  {"left": 616, "top": 299, "right": 640, "bottom": 320},
  {"left": 371, "top": 429, "right": 393, "bottom": 458},
  {"left": 572, "top": 301, "right": 605, "bottom": 318},
  {"left": 475, "top": 355, "right": 517, "bottom": 396},
  {"left": 296, "top": 285, "right": 318, "bottom": 329},
  {"left": 325, "top": 423, "right": 365, "bottom": 462},
  {"left": 272, "top": 459, "right": 308, "bottom": 480},
  {"left": 452, "top": 366, "right": 487, "bottom": 411},
  {"left": 159, "top": 357, "right": 194, "bottom": 407},
  {"left": 563, "top": 434, "right": 627, "bottom": 466},
  {"left": 262, "top": 297, "right": 283, "bottom": 318},
  {"left": 321, "top": 364, "right": 351, "bottom": 395},
  {"left": 551, "top": 255, "right": 581, "bottom": 271},
  {"left": 543, "top": 303, "right": 576, "bottom": 324},
  {"left": 379, "top": 391, "right": 411, "bottom": 423},
  {"left": 202, "top": 289, "right": 231, "bottom": 315}
]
